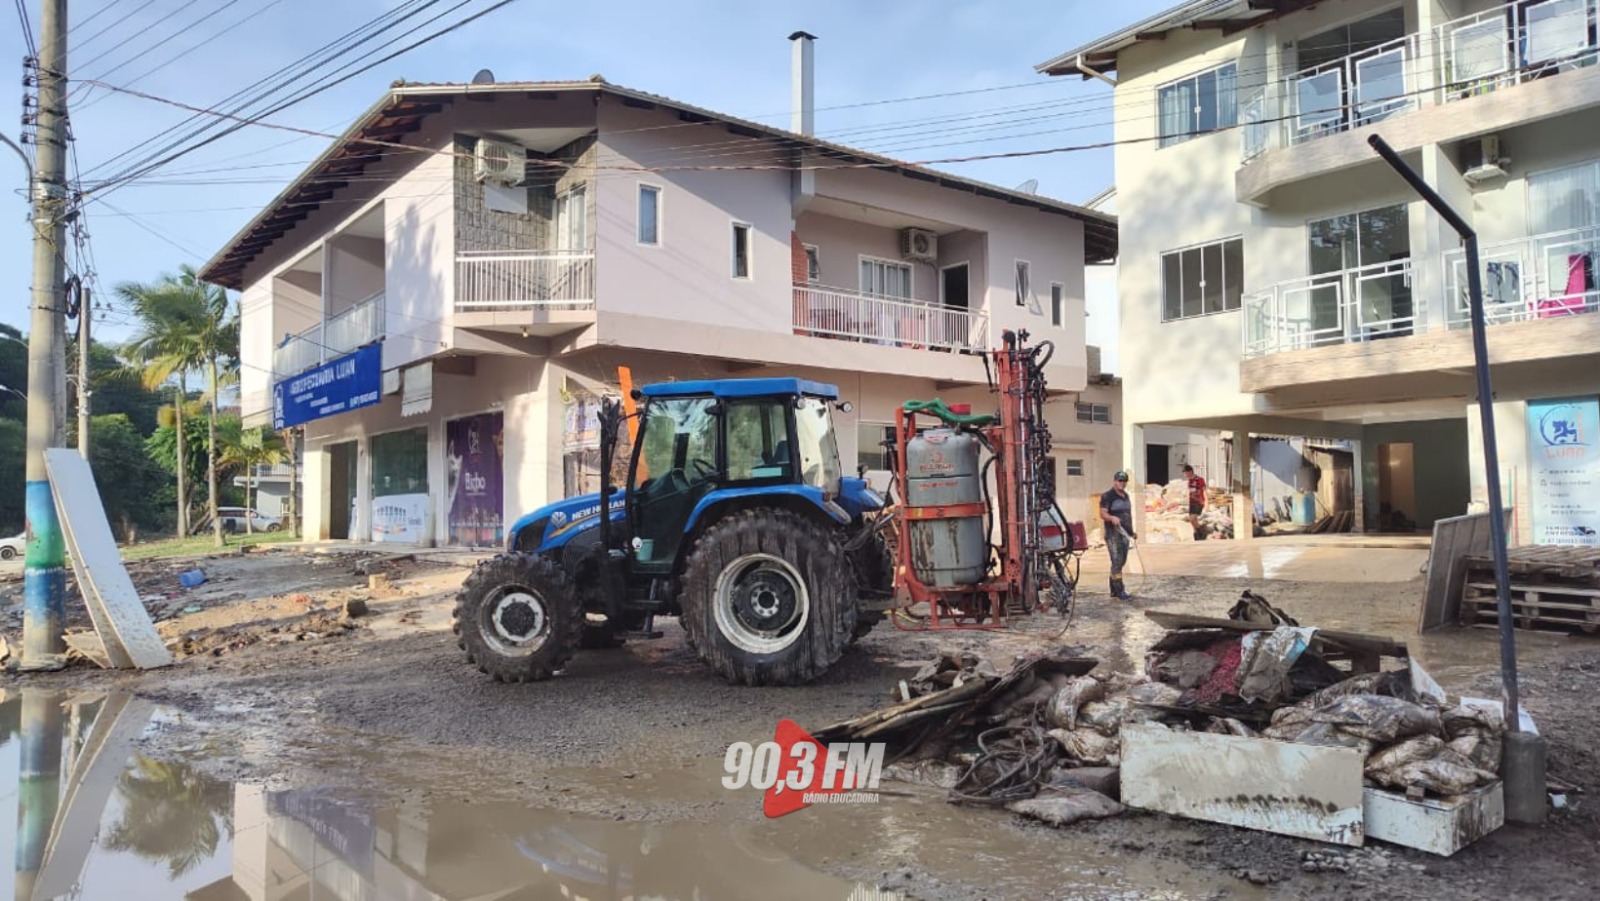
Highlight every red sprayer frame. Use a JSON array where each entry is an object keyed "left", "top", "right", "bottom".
[{"left": 889, "top": 330, "right": 1047, "bottom": 630}]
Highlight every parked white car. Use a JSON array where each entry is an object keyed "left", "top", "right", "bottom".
[
  {"left": 192, "top": 507, "right": 282, "bottom": 535},
  {"left": 0, "top": 532, "right": 24, "bottom": 560}
]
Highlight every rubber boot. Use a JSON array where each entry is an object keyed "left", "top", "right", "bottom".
[{"left": 1111, "top": 577, "right": 1131, "bottom": 601}]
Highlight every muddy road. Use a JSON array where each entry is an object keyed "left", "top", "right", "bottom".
[{"left": 3, "top": 544, "right": 1598, "bottom": 900}]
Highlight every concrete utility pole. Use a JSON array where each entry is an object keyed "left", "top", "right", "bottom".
[{"left": 23, "top": 0, "right": 70, "bottom": 670}]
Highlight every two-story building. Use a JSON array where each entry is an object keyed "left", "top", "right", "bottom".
[
  {"left": 1042, "top": 0, "right": 1600, "bottom": 542},
  {"left": 200, "top": 65, "right": 1117, "bottom": 546}
]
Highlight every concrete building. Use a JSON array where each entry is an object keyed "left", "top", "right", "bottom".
[
  {"left": 200, "top": 59, "right": 1117, "bottom": 547},
  {"left": 1040, "top": 0, "right": 1600, "bottom": 542}
]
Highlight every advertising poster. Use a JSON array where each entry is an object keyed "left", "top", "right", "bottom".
[
  {"left": 371, "top": 493, "right": 430, "bottom": 544},
  {"left": 447, "top": 412, "right": 505, "bottom": 547},
  {"left": 1527, "top": 398, "right": 1600, "bottom": 547}
]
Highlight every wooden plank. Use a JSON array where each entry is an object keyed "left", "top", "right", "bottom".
[
  {"left": 1121, "top": 724, "right": 1365, "bottom": 846},
  {"left": 1145, "top": 612, "right": 1409, "bottom": 658},
  {"left": 1465, "top": 581, "right": 1600, "bottom": 599},
  {"left": 45, "top": 450, "right": 172, "bottom": 669}
]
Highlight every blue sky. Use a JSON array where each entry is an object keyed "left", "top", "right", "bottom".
[{"left": 1, "top": 0, "right": 1166, "bottom": 354}]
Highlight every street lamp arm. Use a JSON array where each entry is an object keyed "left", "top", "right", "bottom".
[{"left": 0, "top": 132, "right": 31, "bottom": 188}]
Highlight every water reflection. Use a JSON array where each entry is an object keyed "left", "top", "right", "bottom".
[{"left": 0, "top": 690, "right": 895, "bottom": 901}]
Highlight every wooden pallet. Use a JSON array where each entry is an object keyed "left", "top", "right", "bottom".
[
  {"left": 1464, "top": 546, "right": 1600, "bottom": 579},
  {"left": 1462, "top": 578, "right": 1600, "bottom": 634}
]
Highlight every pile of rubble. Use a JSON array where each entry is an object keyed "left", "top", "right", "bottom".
[
  {"left": 815, "top": 591, "right": 1510, "bottom": 849},
  {"left": 1134, "top": 479, "right": 1233, "bottom": 543}
]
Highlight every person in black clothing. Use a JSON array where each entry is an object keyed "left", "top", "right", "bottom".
[{"left": 1100, "top": 470, "right": 1135, "bottom": 600}]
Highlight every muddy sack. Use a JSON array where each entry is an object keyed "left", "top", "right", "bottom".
[
  {"left": 1447, "top": 733, "right": 1502, "bottom": 774},
  {"left": 1301, "top": 670, "right": 1417, "bottom": 709},
  {"left": 1309, "top": 694, "right": 1441, "bottom": 743},
  {"left": 1123, "top": 681, "right": 1183, "bottom": 707},
  {"left": 1006, "top": 787, "right": 1123, "bottom": 826},
  {"left": 1374, "top": 754, "right": 1499, "bottom": 796},
  {"left": 1364, "top": 735, "right": 1444, "bottom": 777},
  {"left": 1048, "top": 728, "right": 1121, "bottom": 766},
  {"left": 1047, "top": 676, "right": 1106, "bottom": 730}
]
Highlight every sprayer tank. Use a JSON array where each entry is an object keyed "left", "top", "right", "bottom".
[{"left": 903, "top": 428, "right": 987, "bottom": 587}]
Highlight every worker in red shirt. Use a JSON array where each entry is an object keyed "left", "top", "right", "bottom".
[{"left": 1184, "top": 464, "right": 1206, "bottom": 540}]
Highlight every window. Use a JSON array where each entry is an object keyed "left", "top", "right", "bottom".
[
  {"left": 1158, "top": 62, "right": 1238, "bottom": 148},
  {"left": 1161, "top": 236, "right": 1244, "bottom": 321},
  {"left": 860, "top": 257, "right": 912, "bottom": 299},
  {"left": 555, "top": 185, "right": 587, "bottom": 250},
  {"left": 856, "top": 423, "right": 894, "bottom": 471},
  {"left": 1076, "top": 403, "right": 1112, "bottom": 424},
  {"left": 794, "top": 397, "right": 842, "bottom": 496},
  {"left": 725, "top": 400, "right": 793, "bottom": 481},
  {"left": 1308, "top": 204, "right": 1412, "bottom": 335},
  {"left": 1050, "top": 283, "right": 1065, "bottom": 327},
  {"left": 1065, "top": 458, "right": 1085, "bottom": 477},
  {"left": 803, "top": 244, "right": 821, "bottom": 283},
  {"left": 731, "top": 222, "right": 752, "bottom": 279},
  {"left": 637, "top": 184, "right": 661, "bottom": 245},
  {"left": 1015, "top": 260, "right": 1031, "bottom": 307}
]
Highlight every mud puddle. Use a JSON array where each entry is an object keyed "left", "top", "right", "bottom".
[{"left": 0, "top": 687, "right": 1255, "bottom": 900}]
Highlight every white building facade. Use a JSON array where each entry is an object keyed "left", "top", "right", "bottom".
[
  {"left": 1042, "top": 0, "right": 1600, "bottom": 541},
  {"left": 202, "top": 78, "right": 1117, "bottom": 547}
]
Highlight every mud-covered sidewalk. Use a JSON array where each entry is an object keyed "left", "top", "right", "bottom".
[{"left": 5, "top": 542, "right": 1598, "bottom": 900}]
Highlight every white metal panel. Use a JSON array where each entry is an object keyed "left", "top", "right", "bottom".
[
  {"left": 45, "top": 449, "right": 173, "bottom": 669},
  {"left": 1364, "top": 783, "right": 1504, "bottom": 856},
  {"left": 1120, "top": 723, "right": 1365, "bottom": 846}
]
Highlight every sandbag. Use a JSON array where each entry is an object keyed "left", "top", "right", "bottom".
[
  {"left": 1301, "top": 670, "right": 1417, "bottom": 709},
  {"left": 1206, "top": 717, "right": 1258, "bottom": 737},
  {"left": 1006, "top": 787, "right": 1123, "bottom": 826},
  {"left": 1364, "top": 735, "right": 1444, "bottom": 777},
  {"left": 1046, "top": 676, "right": 1105, "bottom": 730},
  {"left": 1262, "top": 705, "right": 1317, "bottom": 740},
  {"left": 1448, "top": 733, "right": 1502, "bottom": 774},
  {"left": 1123, "top": 681, "right": 1184, "bottom": 707},
  {"left": 1287, "top": 722, "right": 1373, "bottom": 756},
  {"left": 1443, "top": 703, "right": 1504, "bottom": 740},
  {"left": 1375, "top": 754, "right": 1499, "bottom": 796},
  {"left": 1310, "top": 694, "right": 1441, "bottom": 743},
  {"left": 1048, "top": 727, "right": 1121, "bottom": 766}
]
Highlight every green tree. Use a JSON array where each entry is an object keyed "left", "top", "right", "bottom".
[
  {"left": 89, "top": 414, "right": 172, "bottom": 540},
  {"left": 104, "top": 757, "right": 232, "bottom": 880},
  {"left": 0, "top": 419, "right": 23, "bottom": 533},
  {"left": 120, "top": 266, "right": 240, "bottom": 545},
  {"left": 219, "top": 426, "right": 285, "bottom": 534},
  {"left": 0, "top": 323, "right": 27, "bottom": 423}
]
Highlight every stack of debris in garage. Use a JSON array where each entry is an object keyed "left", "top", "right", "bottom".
[
  {"left": 1127, "top": 479, "right": 1233, "bottom": 544},
  {"left": 815, "top": 591, "right": 1510, "bottom": 854}
]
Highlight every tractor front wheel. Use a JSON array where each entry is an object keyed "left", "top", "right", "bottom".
[
  {"left": 454, "top": 553, "right": 582, "bottom": 683},
  {"left": 680, "top": 509, "right": 855, "bottom": 686}
]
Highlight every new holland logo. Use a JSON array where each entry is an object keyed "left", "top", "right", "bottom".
[{"left": 549, "top": 510, "right": 568, "bottom": 526}]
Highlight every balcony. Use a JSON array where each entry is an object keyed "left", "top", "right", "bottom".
[
  {"left": 455, "top": 251, "right": 595, "bottom": 313},
  {"left": 1437, "top": 0, "right": 1599, "bottom": 101},
  {"left": 273, "top": 290, "right": 385, "bottom": 378},
  {"left": 1240, "top": 36, "right": 1419, "bottom": 165},
  {"left": 1242, "top": 259, "right": 1416, "bottom": 358},
  {"left": 1443, "top": 225, "right": 1600, "bottom": 326},
  {"left": 791, "top": 285, "right": 988, "bottom": 352}
]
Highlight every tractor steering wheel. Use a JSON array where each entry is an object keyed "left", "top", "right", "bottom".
[{"left": 690, "top": 458, "right": 717, "bottom": 481}]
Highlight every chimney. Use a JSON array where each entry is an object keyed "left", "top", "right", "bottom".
[{"left": 789, "top": 31, "right": 816, "bottom": 136}]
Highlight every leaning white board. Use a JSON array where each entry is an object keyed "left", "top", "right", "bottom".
[
  {"left": 1121, "top": 723, "right": 1366, "bottom": 846},
  {"left": 45, "top": 448, "right": 171, "bottom": 669}
]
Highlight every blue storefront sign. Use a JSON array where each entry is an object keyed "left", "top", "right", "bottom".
[
  {"left": 1527, "top": 397, "right": 1600, "bottom": 547},
  {"left": 274, "top": 343, "right": 382, "bottom": 429}
]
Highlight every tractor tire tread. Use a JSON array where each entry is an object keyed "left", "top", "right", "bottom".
[{"left": 453, "top": 552, "right": 582, "bottom": 683}]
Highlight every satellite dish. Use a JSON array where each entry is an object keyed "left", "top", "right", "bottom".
[
  {"left": 471, "top": 68, "right": 496, "bottom": 85},
  {"left": 1015, "top": 178, "right": 1039, "bottom": 194}
]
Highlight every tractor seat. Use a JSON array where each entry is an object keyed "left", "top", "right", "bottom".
[{"left": 766, "top": 440, "right": 790, "bottom": 466}]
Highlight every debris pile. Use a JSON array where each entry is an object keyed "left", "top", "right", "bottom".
[
  {"left": 1131, "top": 479, "right": 1233, "bottom": 543},
  {"left": 817, "top": 591, "right": 1509, "bottom": 847}
]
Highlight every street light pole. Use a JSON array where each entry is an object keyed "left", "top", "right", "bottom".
[
  {"left": 22, "top": 0, "right": 70, "bottom": 670},
  {"left": 77, "top": 297, "right": 89, "bottom": 459}
]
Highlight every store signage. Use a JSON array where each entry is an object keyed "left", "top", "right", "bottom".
[
  {"left": 1527, "top": 398, "right": 1600, "bottom": 547},
  {"left": 273, "top": 343, "right": 382, "bottom": 429}
]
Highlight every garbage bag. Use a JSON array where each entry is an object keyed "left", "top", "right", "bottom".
[
  {"left": 1262, "top": 705, "right": 1318, "bottom": 740},
  {"left": 1364, "top": 735, "right": 1444, "bottom": 778},
  {"left": 1006, "top": 787, "right": 1123, "bottom": 826},
  {"left": 1447, "top": 733, "right": 1502, "bottom": 774},
  {"left": 1048, "top": 728, "right": 1121, "bottom": 766},
  {"left": 1373, "top": 754, "right": 1499, "bottom": 796},
  {"left": 1301, "top": 670, "right": 1417, "bottom": 709},
  {"left": 1309, "top": 694, "right": 1441, "bottom": 743},
  {"left": 1236, "top": 626, "right": 1317, "bottom": 705},
  {"left": 1442, "top": 703, "right": 1505, "bottom": 740},
  {"left": 1285, "top": 722, "right": 1373, "bottom": 756},
  {"left": 1151, "top": 649, "right": 1219, "bottom": 689},
  {"left": 1046, "top": 676, "right": 1105, "bottom": 730},
  {"left": 1123, "top": 681, "right": 1183, "bottom": 707}
]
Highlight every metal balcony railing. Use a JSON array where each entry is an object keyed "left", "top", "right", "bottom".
[
  {"left": 1286, "top": 34, "right": 1419, "bottom": 146},
  {"left": 1443, "top": 224, "right": 1600, "bottom": 326},
  {"left": 1242, "top": 259, "right": 1417, "bottom": 358},
  {"left": 1437, "top": 0, "right": 1600, "bottom": 100},
  {"left": 272, "top": 290, "right": 385, "bottom": 378},
  {"left": 791, "top": 285, "right": 987, "bottom": 352},
  {"left": 455, "top": 250, "right": 595, "bottom": 312}
]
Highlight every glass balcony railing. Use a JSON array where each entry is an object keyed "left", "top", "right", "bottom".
[
  {"left": 1443, "top": 225, "right": 1600, "bottom": 326},
  {"left": 1242, "top": 259, "right": 1417, "bottom": 358},
  {"left": 1437, "top": 0, "right": 1599, "bottom": 100}
]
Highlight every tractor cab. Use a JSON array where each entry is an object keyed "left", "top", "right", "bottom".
[{"left": 627, "top": 378, "right": 849, "bottom": 574}]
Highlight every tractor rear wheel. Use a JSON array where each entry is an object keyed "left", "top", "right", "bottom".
[
  {"left": 454, "top": 553, "right": 582, "bottom": 683},
  {"left": 680, "top": 509, "right": 855, "bottom": 686}
]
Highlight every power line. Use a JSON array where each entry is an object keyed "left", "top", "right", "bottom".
[
  {"left": 12, "top": 0, "right": 37, "bottom": 58},
  {"left": 70, "top": 0, "right": 164, "bottom": 61},
  {"left": 78, "top": 0, "right": 279, "bottom": 113}
]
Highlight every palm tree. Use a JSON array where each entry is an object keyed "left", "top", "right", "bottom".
[
  {"left": 120, "top": 266, "right": 238, "bottom": 546},
  {"left": 104, "top": 756, "right": 233, "bottom": 879},
  {"left": 220, "top": 426, "right": 285, "bottom": 534}
]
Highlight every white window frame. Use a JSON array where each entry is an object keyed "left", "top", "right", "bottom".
[
  {"left": 1065, "top": 458, "right": 1086, "bottom": 477},
  {"left": 1015, "top": 259, "right": 1032, "bottom": 307},
  {"left": 731, "top": 221, "right": 753, "bottom": 280},
  {"left": 1160, "top": 235, "right": 1245, "bottom": 322},
  {"left": 939, "top": 260, "right": 971, "bottom": 307},
  {"left": 1157, "top": 60, "right": 1239, "bottom": 149},
  {"left": 803, "top": 243, "right": 822, "bottom": 283},
  {"left": 637, "top": 183, "right": 662, "bottom": 246},
  {"left": 1076, "top": 402, "right": 1113, "bottom": 424},
  {"left": 1050, "top": 282, "right": 1065, "bottom": 327},
  {"left": 856, "top": 421, "right": 894, "bottom": 471},
  {"left": 555, "top": 184, "right": 587, "bottom": 251},
  {"left": 859, "top": 254, "right": 914, "bottom": 299}
]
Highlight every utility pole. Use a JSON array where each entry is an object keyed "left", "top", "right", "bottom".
[
  {"left": 22, "top": 0, "right": 70, "bottom": 670},
  {"left": 77, "top": 293, "right": 89, "bottom": 458}
]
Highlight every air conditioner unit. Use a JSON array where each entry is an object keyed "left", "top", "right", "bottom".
[
  {"left": 1463, "top": 135, "right": 1507, "bottom": 184},
  {"left": 474, "top": 137, "right": 527, "bottom": 185},
  {"left": 900, "top": 228, "right": 938, "bottom": 262}
]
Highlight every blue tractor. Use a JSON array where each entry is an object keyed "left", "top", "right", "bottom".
[{"left": 454, "top": 378, "right": 892, "bottom": 686}]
